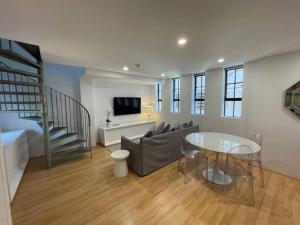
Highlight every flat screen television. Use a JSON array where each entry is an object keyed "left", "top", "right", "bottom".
[{"left": 113, "top": 97, "right": 141, "bottom": 116}]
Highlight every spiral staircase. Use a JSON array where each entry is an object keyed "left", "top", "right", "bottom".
[{"left": 0, "top": 38, "right": 91, "bottom": 168}]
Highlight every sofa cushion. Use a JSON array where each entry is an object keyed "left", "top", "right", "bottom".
[
  {"left": 163, "top": 124, "right": 171, "bottom": 133},
  {"left": 181, "top": 120, "right": 193, "bottom": 129},
  {"left": 153, "top": 122, "right": 165, "bottom": 136},
  {"left": 143, "top": 130, "right": 153, "bottom": 138},
  {"left": 171, "top": 123, "right": 180, "bottom": 131}
]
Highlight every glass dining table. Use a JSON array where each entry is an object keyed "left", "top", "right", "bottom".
[{"left": 186, "top": 132, "right": 261, "bottom": 185}]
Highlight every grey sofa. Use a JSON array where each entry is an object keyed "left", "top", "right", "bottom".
[{"left": 121, "top": 125, "right": 199, "bottom": 176}]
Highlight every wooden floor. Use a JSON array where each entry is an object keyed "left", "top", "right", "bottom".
[{"left": 11, "top": 146, "right": 300, "bottom": 225}]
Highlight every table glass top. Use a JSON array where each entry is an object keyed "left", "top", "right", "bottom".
[{"left": 186, "top": 132, "right": 261, "bottom": 154}]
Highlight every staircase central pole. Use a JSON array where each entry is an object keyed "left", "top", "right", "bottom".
[{"left": 39, "top": 60, "right": 52, "bottom": 168}]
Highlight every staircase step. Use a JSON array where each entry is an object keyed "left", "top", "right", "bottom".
[
  {"left": 0, "top": 91, "right": 40, "bottom": 96},
  {"left": 19, "top": 116, "right": 42, "bottom": 121},
  {"left": 51, "top": 139, "right": 86, "bottom": 153},
  {"left": 52, "top": 147, "right": 90, "bottom": 162},
  {"left": 37, "top": 120, "right": 53, "bottom": 128},
  {"left": 1, "top": 109, "right": 40, "bottom": 112},
  {"left": 0, "top": 101, "right": 41, "bottom": 104},
  {"left": 51, "top": 133, "right": 78, "bottom": 143},
  {"left": 0, "top": 65, "right": 41, "bottom": 78},
  {"left": 0, "top": 48, "right": 41, "bottom": 69},
  {"left": 50, "top": 127, "right": 67, "bottom": 136},
  {"left": 0, "top": 80, "right": 40, "bottom": 87}
]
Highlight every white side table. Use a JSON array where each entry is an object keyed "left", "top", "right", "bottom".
[{"left": 111, "top": 150, "right": 130, "bottom": 177}]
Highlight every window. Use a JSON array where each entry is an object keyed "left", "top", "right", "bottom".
[
  {"left": 223, "top": 66, "right": 244, "bottom": 118},
  {"left": 171, "top": 77, "right": 180, "bottom": 112},
  {"left": 156, "top": 82, "right": 162, "bottom": 111},
  {"left": 193, "top": 73, "right": 205, "bottom": 115}
]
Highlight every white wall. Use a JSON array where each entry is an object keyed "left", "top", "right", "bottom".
[
  {"left": 243, "top": 52, "right": 300, "bottom": 178},
  {"left": 156, "top": 51, "right": 300, "bottom": 179},
  {"left": 80, "top": 76, "right": 154, "bottom": 146},
  {"left": 0, "top": 63, "right": 84, "bottom": 157}
]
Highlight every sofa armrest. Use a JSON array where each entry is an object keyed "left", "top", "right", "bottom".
[
  {"left": 121, "top": 136, "right": 143, "bottom": 176},
  {"left": 121, "top": 136, "right": 139, "bottom": 151}
]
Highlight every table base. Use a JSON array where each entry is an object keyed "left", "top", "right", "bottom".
[{"left": 203, "top": 169, "right": 232, "bottom": 185}]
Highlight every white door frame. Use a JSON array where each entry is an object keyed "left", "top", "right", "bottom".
[{"left": 0, "top": 129, "right": 12, "bottom": 225}]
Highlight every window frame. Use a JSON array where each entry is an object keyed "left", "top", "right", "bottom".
[
  {"left": 193, "top": 73, "right": 205, "bottom": 115},
  {"left": 156, "top": 82, "right": 162, "bottom": 112},
  {"left": 172, "top": 77, "right": 180, "bottom": 113},
  {"left": 223, "top": 65, "right": 244, "bottom": 118}
]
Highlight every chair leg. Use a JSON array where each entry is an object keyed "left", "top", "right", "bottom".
[
  {"left": 248, "top": 175, "right": 255, "bottom": 206},
  {"left": 177, "top": 158, "right": 181, "bottom": 173},
  {"left": 184, "top": 160, "right": 189, "bottom": 184},
  {"left": 205, "top": 157, "right": 209, "bottom": 179},
  {"left": 258, "top": 160, "right": 265, "bottom": 187},
  {"left": 247, "top": 162, "right": 255, "bottom": 206}
]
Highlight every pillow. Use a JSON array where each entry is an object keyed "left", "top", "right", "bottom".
[
  {"left": 143, "top": 125, "right": 155, "bottom": 137},
  {"left": 163, "top": 124, "right": 171, "bottom": 133},
  {"left": 180, "top": 120, "right": 194, "bottom": 129},
  {"left": 171, "top": 123, "right": 180, "bottom": 131},
  {"left": 181, "top": 122, "right": 189, "bottom": 128},
  {"left": 153, "top": 122, "right": 165, "bottom": 136},
  {"left": 143, "top": 130, "right": 153, "bottom": 138}
]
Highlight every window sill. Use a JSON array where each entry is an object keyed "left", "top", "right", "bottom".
[
  {"left": 191, "top": 113, "right": 205, "bottom": 117},
  {"left": 221, "top": 116, "right": 242, "bottom": 120}
]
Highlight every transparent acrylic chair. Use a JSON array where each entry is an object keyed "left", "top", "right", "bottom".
[
  {"left": 224, "top": 145, "right": 255, "bottom": 206},
  {"left": 249, "top": 133, "right": 264, "bottom": 186},
  {"left": 177, "top": 134, "right": 209, "bottom": 183}
]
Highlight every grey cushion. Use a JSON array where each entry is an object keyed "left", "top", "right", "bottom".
[
  {"left": 163, "top": 124, "right": 171, "bottom": 133},
  {"left": 143, "top": 130, "right": 153, "bottom": 138},
  {"left": 171, "top": 123, "right": 180, "bottom": 131},
  {"left": 181, "top": 123, "right": 188, "bottom": 129},
  {"left": 153, "top": 122, "right": 165, "bottom": 136},
  {"left": 181, "top": 120, "right": 193, "bottom": 129}
]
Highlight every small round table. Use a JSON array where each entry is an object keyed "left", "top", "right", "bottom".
[
  {"left": 111, "top": 150, "right": 130, "bottom": 177},
  {"left": 186, "top": 132, "right": 261, "bottom": 185}
]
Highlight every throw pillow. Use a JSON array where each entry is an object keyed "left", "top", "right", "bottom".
[
  {"left": 171, "top": 123, "right": 180, "bottom": 131},
  {"left": 181, "top": 122, "right": 189, "bottom": 128},
  {"left": 163, "top": 124, "right": 171, "bottom": 133},
  {"left": 153, "top": 122, "right": 165, "bottom": 136},
  {"left": 143, "top": 130, "right": 153, "bottom": 138},
  {"left": 188, "top": 120, "right": 193, "bottom": 127}
]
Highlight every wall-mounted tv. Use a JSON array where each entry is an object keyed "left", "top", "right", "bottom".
[{"left": 113, "top": 97, "right": 141, "bottom": 116}]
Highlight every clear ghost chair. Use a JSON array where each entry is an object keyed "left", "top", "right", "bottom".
[
  {"left": 249, "top": 133, "right": 264, "bottom": 186},
  {"left": 177, "top": 134, "right": 209, "bottom": 183},
  {"left": 224, "top": 145, "right": 255, "bottom": 206}
]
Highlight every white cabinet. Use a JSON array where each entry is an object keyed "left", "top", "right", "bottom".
[
  {"left": 99, "top": 121, "right": 155, "bottom": 146},
  {"left": 2, "top": 130, "right": 29, "bottom": 201}
]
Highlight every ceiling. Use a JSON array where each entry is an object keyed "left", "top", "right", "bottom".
[{"left": 1, "top": 0, "right": 300, "bottom": 78}]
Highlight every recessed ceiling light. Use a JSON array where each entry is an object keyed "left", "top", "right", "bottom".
[
  {"left": 123, "top": 66, "right": 129, "bottom": 71},
  {"left": 161, "top": 73, "right": 165, "bottom": 77},
  {"left": 218, "top": 58, "right": 225, "bottom": 63},
  {"left": 178, "top": 38, "right": 187, "bottom": 46}
]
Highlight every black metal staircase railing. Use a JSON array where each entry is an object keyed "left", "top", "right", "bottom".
[{"left": 0, "top": 37, "right": 91, "bottom": 168}]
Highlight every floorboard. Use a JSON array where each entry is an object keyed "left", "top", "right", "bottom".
[{"left": 11, "top": 146, "right": 300, "bottom": 225}]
